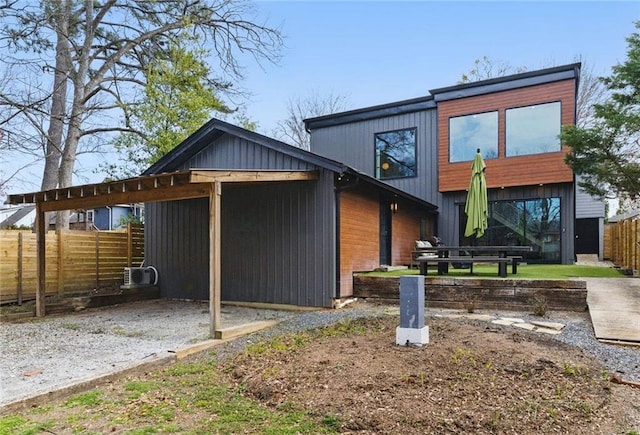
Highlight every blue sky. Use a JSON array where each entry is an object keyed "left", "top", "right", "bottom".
[
  {"left": 240, "top": 1, "right": 639, "bottom": 135},
  {"left": 2, "top": 1, "right": 639, "bottom": 196}
]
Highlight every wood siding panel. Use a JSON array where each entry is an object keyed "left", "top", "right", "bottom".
[
  {"left": 339, "top": 190, "right": 379, "bottom": 298},
  {"left": 0, "top": 228, "right": 142, "bottom": 303},
  {"left": 438, "top": 79, "right": 576, "bottom": 192},
  {"left": 392, "top": 205, "right": 432, "bottom": 265}
]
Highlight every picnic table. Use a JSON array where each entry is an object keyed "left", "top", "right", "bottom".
[{"left": 414, "top": 245, "right": 533, "bottom": 277}]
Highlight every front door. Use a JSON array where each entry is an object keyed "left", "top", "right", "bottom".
[
  {"left": 379, "top": 202, "right": 392, "bottom": 265},
  {"left": 575, "top": 218, "right": 599, "bottom": 254}
]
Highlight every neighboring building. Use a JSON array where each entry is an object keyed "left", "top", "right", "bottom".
[
  {"left": 89, "top": 204, "right": 143, "bottom": 230},
  {"left": 46, "top": 204, "right": 142, "bottom": 230},
  {"left": 306, "top": 63, "right": 592, "bottom": 264},
  {"left": 0, "top": 204, "right": 35, "bottom": 229},
  {"left": 142, "top": 119, "right": 437, "bottom": 306}
]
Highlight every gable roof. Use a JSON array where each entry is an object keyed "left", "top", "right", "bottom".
[
  {"left": 143, "top": 118, "right": 438, "bottom": 212},
  {"left": 143, "top": 118, "right": 348, "bottom": 176}
]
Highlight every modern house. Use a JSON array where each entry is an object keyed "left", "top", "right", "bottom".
[
  {"left": 8, "top": 62, "right": 603, "bottom": 316},
  {"left": 306, "top": 63, "right": 604, "bottom": 264},
  {"left": 141, "top": 120, "right": 437, "bottom": 306}
]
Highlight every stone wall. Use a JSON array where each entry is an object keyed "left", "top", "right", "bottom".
[{"left": 354, "top": 275, "right": 588, "bottom": 312}]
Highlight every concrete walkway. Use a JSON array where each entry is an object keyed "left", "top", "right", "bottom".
[{"left": 585, "top": 277, "right": 640, "bottom": 344}]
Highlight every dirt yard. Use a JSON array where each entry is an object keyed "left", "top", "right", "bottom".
[
  {"left": 230, "top": 315, "right": 640, "bottom": 434},
  {"left": 4, "top": 312, "right": 640, "bottom": 433}
]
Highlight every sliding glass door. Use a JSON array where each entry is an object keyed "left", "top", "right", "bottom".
[{"left": 459, "top": 198, "right": 561, "bottom": 262}]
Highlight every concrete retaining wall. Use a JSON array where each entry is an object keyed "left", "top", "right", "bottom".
[{"left": 354, "top": 275, "right": 588, "bottom": 312}]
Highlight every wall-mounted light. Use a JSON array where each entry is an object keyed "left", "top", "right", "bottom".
[{"left": 390, "top": 202, "right": 399, "bottom": 213}]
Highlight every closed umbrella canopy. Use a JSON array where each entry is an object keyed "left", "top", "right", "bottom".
[{"left": 464, "top": 150, "right": 488, "bottom": 238}]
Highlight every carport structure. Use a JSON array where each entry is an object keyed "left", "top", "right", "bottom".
[{"left": 8, "top": 169, "right": 318, "bottom": 337}]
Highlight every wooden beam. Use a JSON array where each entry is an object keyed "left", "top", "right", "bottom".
[
  {"left": 190, "top": 170, "right": 318, "bottom": 184},
  {"left": 209, "top": 181, "right": 222, "bottom": 338},
  {"left": 35, "top": 204, "right": 46, "bottom": 317},
  {"left": 35, "top": 182, "right": 210, "bottom": 212}
]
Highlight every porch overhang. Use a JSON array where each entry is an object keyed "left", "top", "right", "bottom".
[
  {"left": 7, "top": 169, "right": 319, "bottom": 337},
  {"left": 8, "top": 169, "right": 319, "bottom": 212}
]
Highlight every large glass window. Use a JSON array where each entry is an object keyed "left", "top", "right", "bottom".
[
  {"left": 375, "top": 128, "right": 417, "bottom": 179},
  {"left": 459, "top": 197, "right": 561, "bottom": 263},
  {"left": 449, "top": 111, "right": 498, "bottom": 162},
  {"left": 506, "top": 102, "right": 561, "bottom": 157}
]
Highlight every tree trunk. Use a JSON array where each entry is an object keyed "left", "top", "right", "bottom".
[
  {"left": 41, "top": 0, "right": 71, "bottom": 192},
  {"left": 46, "top": 1, "right": 72, "bottom": 230}
]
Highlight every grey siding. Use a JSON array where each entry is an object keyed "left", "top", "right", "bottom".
[
  {"left": 438, "top": 184, "right": 575, "bottom": 264},
  {"left": 575, "top": 180, "right": 605, "bottom": 219},
  {"left": 145, "top": 134, "right": 336, "bottom": 307},
  {"left": 221, "top": 172, "right": 335, "bottom": 306},
  {"left": 145, "top": 198, "right": 209, "bottom": 300},
  {"left": 310, "top": 109, "right": 440, "bottom": 204},
  {"left": 187, "top": 135, "right": 315, "bottom": 171}
]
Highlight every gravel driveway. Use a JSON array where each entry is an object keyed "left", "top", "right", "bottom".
[
  {"left": 1, "top": 298, "right": 639, "bottom": 409},
  {"left": 0, "top": 299, "right": 296, "bottom": 407}
]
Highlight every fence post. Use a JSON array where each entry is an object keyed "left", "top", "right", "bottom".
[
  {"left": 95, "top": 231, "right": 100, "bottom": 290},
  {"left": 127, "top": 223, "right": 133, "bottom": 267},
  {"left": 17, "top": 232, "right": 23, "bottom": 305},
  {"left": 57, "top": 230, "right": 65, "bottom": 298},
  {"left": 631, "top": 218, "right": 640, "bottom": 272}
]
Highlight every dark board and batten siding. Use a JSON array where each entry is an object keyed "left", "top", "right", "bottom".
[
  {"left": 310, "top": 110, "right": 440, "bottom": 204},
  {"left": 145, "top": 133, "right": 336, "bottom": 307}
]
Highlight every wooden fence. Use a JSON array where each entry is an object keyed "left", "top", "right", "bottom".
[
  {"left": 0, "top": 224, "right": 144, "bottom": 304},
  {"left": 604, "top": 216, "right": 639, "bottom": 274}
]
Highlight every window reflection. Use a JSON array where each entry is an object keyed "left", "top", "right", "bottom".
[
  {"left": 506, "top": 102, "right": 561, "bottom": 157},
  {"left": 449, "top": 111, "right": 498, "bottom": 162},
  {"left": 459, "top": 197, "right": 561, "bottom": 263},
  {"left": 375, "top": 128, "right": 417, "bottom": 179}
]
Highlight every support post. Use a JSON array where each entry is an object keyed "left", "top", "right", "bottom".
[
  {"left": 209, "top": 181, "right": 222, "bottom": 338},
  {"left": 35, "top": 204, "right": 46, "bottom": 317}
]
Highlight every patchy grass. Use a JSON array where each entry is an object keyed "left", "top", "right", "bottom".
[
  {"left": 3, "top": 353, "right": 334, "bottom": 434},
  {"left": 362, "top": 263, "right": 625, "bottom": 279}
]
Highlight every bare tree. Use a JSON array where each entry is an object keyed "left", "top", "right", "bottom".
[
  {"left": 573, "top": 55, "right": 608, "bottom": 128},
  {"left": 273, "top": 91, "right": 349, "bottom": 150},
  {"left": 458, "top": 56, "right": 527, "bottom": 84},
  {"left": 459, "top": 56, "right": 606, "bottom": 127},
  {"left": 0, "top": 0, "right": 282, "bottom": 228}
]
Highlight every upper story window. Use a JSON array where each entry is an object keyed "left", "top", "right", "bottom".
[
  {"left": 374, "top": 128, "right": 417, "bottom": 179},
  {"left": 506, "top": 101, "right": 561, "bottom": 157},
  {"left": 449, "top": 111, "right": 498, "bottom": 163}
]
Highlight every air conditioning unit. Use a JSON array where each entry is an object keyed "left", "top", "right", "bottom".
[{"left": 123, "top": 266, "right": 158, "bottom": 287}]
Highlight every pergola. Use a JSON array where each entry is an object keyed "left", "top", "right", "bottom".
[{"left": 8, "top": 169, "right": 318, "bottom": 337}]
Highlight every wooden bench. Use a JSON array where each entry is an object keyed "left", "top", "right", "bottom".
[
  {"left": 417, "top": 256, "right": 521, "bottom": 278},
  {"left": 410, "top": 250, "right": 439, "bottom": 269}
]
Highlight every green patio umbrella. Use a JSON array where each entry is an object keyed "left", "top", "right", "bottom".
[{"left": 464, "top": 149, "right": 488, "bottom": 238}]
